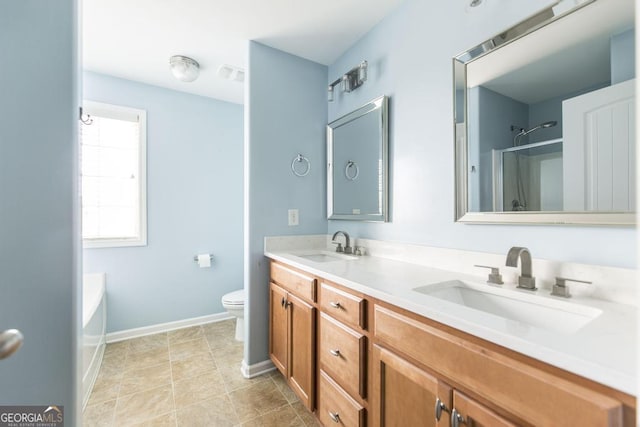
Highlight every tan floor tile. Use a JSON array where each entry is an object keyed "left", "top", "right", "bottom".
[
  {"left": 211, "top": 343, "right": 244, "bottom": 367},
  {"left": 291, "top": 401, "right": 321, "bottom": 427},
  {"left": 88, "top": 373, "right": 121, "bottom": 405},
  {"left": 119, "top": 362, "right": 172, "bottom": 397},
  {"left": 202, "top": 319, "right": 235, "bottom": 335},
  {"left": 125, "top": 346, "right": 170, "bottom": 371},
  {"left": 171, "top": 352, "right": 217, "bottom": 381},
  {"left": 204, "top": 329, "right": 239, "bottom": 350},
  {"left": 241, "top": 405, "right": 305, "bottom": 427},
  {"left": 173, "top": 371, "right": 226, "bottom": 409},
  {"left": 83, "top": 399, "right": 116, "bottom": 427},
  {"left": 169, "top": 337, "right": 211, "bottom": 361},
  {"left": 229, "top": 379, "right": 289, "bottom": 422},
  {"left": 103, "top": 341, "right": 128, "bottom": 359},
  {"left": 114, "top": 384, "right": 174, "bottom": 426},
  {"left": 168, "top": 326, "right": 204, "bottom": 345},
  {"left": 176, "top": 395, "right": 239, "bottom": 427},
  {"left": 270, "top": 372, "right": 299, "bottom": 403},
  {"left": 128, "top": 410, "right": 176, "bottom": 427},
  {"left": 99, "top": 356, "right": 127, "bottom": 379},
  {"left": 128, "top": 333, "right": 168, "bottom": 354},
  {"left": 219, "top": 365, "right": 269, "bottom": 393}
]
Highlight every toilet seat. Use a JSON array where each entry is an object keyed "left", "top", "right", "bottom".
[{"left": 222, "top": 290, "right": 244, "bottom": 306}]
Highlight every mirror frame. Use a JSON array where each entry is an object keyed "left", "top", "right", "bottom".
[
  {"left": 327, "top": 95, "right": 389, "bottom": 222},
  {"left": 453, "top": 0, "right": 635, "bottom": 226}
]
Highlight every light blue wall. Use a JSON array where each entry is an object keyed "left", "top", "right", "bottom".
[
  {"left": 83, "top": 72, "right": 244, "bottom": 333},
  {"left": 0, "top": 1, "right": 81, "bottom": 424},
  {"left": 327, "top": 0, "right": 635, "bottom": 268},
  {"left": 611, "top": 28, "right": 635, "bottom": 84},
  {"left": 245, "top": 42, "right": 327, "bottom": 364}
]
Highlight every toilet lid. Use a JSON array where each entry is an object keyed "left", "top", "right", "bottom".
[{"left": 222, "top": 290, "right": 244, "bottom": 305}]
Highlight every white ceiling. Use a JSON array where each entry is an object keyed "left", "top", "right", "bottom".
[{"left": 82, "top": 0, "right": 403, "bottom": 104}]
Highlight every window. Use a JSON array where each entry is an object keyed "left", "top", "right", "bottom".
[{"left": 81, "top": 101, "right": 147, "bottom": 248}]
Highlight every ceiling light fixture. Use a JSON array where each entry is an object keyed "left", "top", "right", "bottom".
[
  {"left": 328, "top": 60, "right": 368, "bottom": 102},
  {"left": 169, "top": 55, "right": 200, "bottom": 82}
]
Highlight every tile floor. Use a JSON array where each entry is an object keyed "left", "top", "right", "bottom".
[{"left": 83, "top": 319, "right": 320, "bottom": 427}]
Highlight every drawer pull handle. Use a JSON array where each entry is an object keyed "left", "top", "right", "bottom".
[
  {"left": 329, "top": 411, "right": 340, "bottom": 423},
  {"left": 435, "top": 397, "right": 449, "bottom": 421},
  {"left": 329, "top": 301, "right": 342, "bottom": 309},
  {"left": 329, "top": 349, "right": 341, "bottom": 357},
  {"left": 451, "top": 408, "right": 466, "bottom": 427}
]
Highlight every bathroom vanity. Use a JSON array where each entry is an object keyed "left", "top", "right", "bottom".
[{"left": 265, "top": 237, "right": 636, "bottom": 427}]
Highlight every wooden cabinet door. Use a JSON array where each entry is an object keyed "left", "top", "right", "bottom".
[
  {"left": 371, "top": 344, "right": 451, "bottom": 427},
  {"left": 451, "top": 391, "right": 516, "bottom": 427},
  {"left": 288, "top": 292, "right": 316, "bottom": 410},
  {"left": 269, "top": 282, "right": 288, "bottom": 375}
]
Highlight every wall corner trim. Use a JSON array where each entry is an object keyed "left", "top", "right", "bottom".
[{"left": 241, "top": 359, "right": 276, "bottom": 378}]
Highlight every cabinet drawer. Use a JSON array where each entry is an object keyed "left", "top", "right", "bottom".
[
  {"left": 318, "top": 370, "right": 366, "bottom": 427},
  {"left": 270, "top": 262, "right": 316, "bottom": 302},
  {"left": 320, "top": 282, "right": 366, "bottom": 330},
  {"left": 320, "top": 312, "right": 367, "bottom": 399},
  {"left": 374, "top": 304, "right": 623, "bottom": 427}
]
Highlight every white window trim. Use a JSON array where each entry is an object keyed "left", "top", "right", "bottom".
[{"left": 81, "top": 101, "right": 147, "bottom": 249}]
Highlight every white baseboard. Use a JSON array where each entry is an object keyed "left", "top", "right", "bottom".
[
  {"left": 106, "top": 312, "right": 234, "bottom": 343},
  {"left": 241, "top": 359, "right": 275, "bottom": 378}
]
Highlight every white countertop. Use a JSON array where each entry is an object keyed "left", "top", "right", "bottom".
[{"left": 265, "top": 248, "right": 637, "bottom": 396}]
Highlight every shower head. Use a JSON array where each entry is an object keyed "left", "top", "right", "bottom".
[
  {"left": 513, "top": 120, "right": 557, "bottom": 146},
  {"left": 521, "top": 120, "right": 557, "bottom": 135}
]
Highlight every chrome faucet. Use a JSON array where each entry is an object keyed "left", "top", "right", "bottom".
[
  {"left": 332, "top": 231, "right": 353, "bottom": 254},
  {"left": 505, "top": 247, "right": 536, "bottom": 290}
]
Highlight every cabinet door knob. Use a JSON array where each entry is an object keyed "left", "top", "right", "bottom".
[
  {"left": 281, "top": 297, "right": 285, "bottom": 308},
  {"left": 329, "top": 301, "right": 342, "bottom": 309},
  {"left": 451, "top": 408, "right": 466, "bottom": 427},
  {"left": 329, "top": 349, "right": 341, "bottom": 357},
  {"left": 328, "top": 411, "right": 340, "bottom": 423},
  {"left": 435, "top": 397, "right": 449, "bottom": 421}
]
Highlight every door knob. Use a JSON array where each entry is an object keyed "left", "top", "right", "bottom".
[{"left": 0, "top": 329, "right": 24, "bottom": 360}]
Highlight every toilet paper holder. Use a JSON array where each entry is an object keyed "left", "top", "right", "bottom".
[{"left": 193, "top": 254, "right": 214, "bottom": 262}]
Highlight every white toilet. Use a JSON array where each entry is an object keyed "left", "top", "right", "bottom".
[{"left": 221, "top": 289, "right": 245, "bottom": 341}]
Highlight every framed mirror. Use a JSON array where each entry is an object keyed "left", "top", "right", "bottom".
[
  {"left": 328, "top": 95, "right": 389, "bottom": 221},
  {"left": 454, "top": 0, "right": 635, "bottom": 225}
]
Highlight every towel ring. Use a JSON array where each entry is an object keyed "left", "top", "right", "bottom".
[
  {"left": 291, "top": 154, "right": 311, "bottom": 177},
  {"left": 345, "top": 160, "right": 359, "bottom": 181}
]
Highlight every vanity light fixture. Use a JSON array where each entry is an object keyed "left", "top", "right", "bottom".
[
  {"left": 169, "top": 55, "right": 200, "bottom": 82},
  {"left": 328, "top": 60, "right": 368, "bottom": 102}
]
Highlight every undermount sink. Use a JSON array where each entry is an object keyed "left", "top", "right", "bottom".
[
  {"left": 296, "top": 251, "right": 358, "bottom": 263},
  {"left": 413, "top": 280, "right": 602, "bottom": 334}
]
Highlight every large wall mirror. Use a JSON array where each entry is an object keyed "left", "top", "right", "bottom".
[
  {"left": 328, "top": 95, "right": 389, "bottom": 221},
  {"left": 454, "top": 0, "right": 635, "bottom": 225}
]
